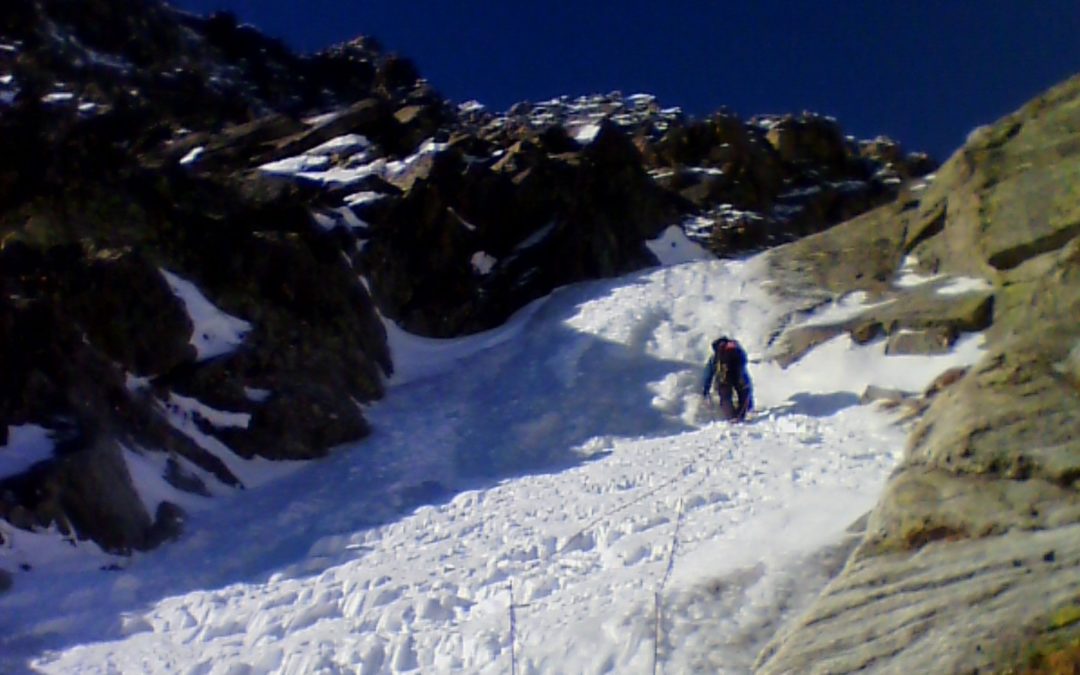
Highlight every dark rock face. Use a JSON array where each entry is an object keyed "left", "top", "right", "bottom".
[
  {"left": 0, "top": 2, "right": 396, "bottom": 552},
  {"left": 0, "top": 0, "right": 936, "bottom": 556},
  {"left": 360, "top": 121, "right": 682, "bottom": 336},
  {"left": 758, "top": 74, "right": 1080, "bottom": 674}
]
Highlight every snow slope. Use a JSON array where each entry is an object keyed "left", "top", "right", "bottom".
[{"left": 0, "top": 251, "right": 985, "bottom": 674}]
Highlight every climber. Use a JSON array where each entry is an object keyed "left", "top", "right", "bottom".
[{"left": 702, "top": 335, "right": 754, "bottom": 421}]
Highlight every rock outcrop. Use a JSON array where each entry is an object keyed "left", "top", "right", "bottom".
[{"left": 758, "top": 74, "right": 1080, "bottom": 673}]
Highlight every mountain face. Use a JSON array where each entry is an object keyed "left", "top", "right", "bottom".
[
  {"left": 758, "top": 74, "right": 1080, "bottom": 672},
  {"left": 3, "top": 2, "right": 1079, "bottom": 671},
  {"left": 0, "top": 0, "right": 935, "bottom": 558}
]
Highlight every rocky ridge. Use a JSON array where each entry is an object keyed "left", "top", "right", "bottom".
[
  {"left": 758, "top": 74, "right": 1080, "bottom": 673},
  {"left": 0, "top": 2, "right": 932, "bottom": 567}
]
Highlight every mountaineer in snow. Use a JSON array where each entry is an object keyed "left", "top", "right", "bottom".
[{"left": 702, "top": 336, "right": 754, "bottom": 421}]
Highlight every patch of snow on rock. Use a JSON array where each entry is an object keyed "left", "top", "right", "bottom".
[
  {"left": 178, "top": 146, "right": 203, "bottom": 166},
  {"left": 308, "top": 134, "right": 371, "bottom": 156},
  {"left": 574, "top": 123, "right": 601, "bottom": 144},
  {"left": 41, "top": 91, "right": 74, "bottom": 104},
  {"left": 646, "top": 225, "right": 714, "bottom": 265},
  {"left": 259, "top": 154, "right": 331, "bottom": 175},
  {"left": 0, "top": 425, "right": 55, "bottom": 480},
  {"left": 343, "top": 191, "right": 385, "bottom": 207},
  {"left": 165, "top": 392, "right": 251, "bottom": 429},
  {"left": 936, "top": 276, "right": 993, "bottom": 296},
  {"left": 159, "top": 269, "right": 251, "bottom": 361}
]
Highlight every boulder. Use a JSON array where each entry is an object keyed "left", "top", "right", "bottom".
[
  {"left": 51, "top": 436, "right": 154, "bottom": 553},
  {"left": 264, "top": 98, "right": 392, "bottom": 162}
]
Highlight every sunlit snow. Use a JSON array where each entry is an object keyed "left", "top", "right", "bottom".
[
  {"left": 894, "top": 254, "right": 992, "bottom": 295},
  {"left": 179, "top": 146, "right": 204, "bottom": 166},
  {"left": 1, "top": 251, "right": 987, "bottom": 674},
  {"left": 160, "top": 268, "right": 252, "bottom": 361}
]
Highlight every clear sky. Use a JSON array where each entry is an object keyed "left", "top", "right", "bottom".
[{"left": 170, "top": 0, "right": 1080, "bottom": 161}]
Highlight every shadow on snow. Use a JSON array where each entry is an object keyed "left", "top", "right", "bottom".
[{"left": 0, "top": 271, "right": 706, "bottom": 667}]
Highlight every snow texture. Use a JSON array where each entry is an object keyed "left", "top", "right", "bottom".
[
  {"left": 1, "top": 252, "right": 986, "bottom": 674},
  {"left": 257, "top": 136, "right": 444, "bottom": 191},
  {"left": 160, "top": 268, "right": 252, "bottom": 361},
  {"left": 0, "top": 425, "right": 54, "bottom": 480}
]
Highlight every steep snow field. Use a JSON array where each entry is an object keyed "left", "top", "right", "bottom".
[{"left": 0, "top": 242, "right": 985, "bottom": 674}]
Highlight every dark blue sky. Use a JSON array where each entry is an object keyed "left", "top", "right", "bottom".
[{"left": 171, "top": 0, "right": 1080, "bottom": 160}]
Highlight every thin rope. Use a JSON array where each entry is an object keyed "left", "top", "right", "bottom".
[{"left": 509, "top": 580, "right": 518, "bottom": 675}]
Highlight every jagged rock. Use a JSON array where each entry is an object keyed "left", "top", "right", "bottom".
[
  {"left": 61, "top": 250, "right": 194, "bottom": 374},
  {"left": 49, "top": 436, "right": 154, "bottom": 553},
  {"left": 763, "top": 113, "right": 848, "bottom": 169},
  {"left": 363, "top": 121, "right": 680, "bottom": 336},
  {"left": 265, "top": 98, "right": 392, "bottom": 163},
  {"left": 0, "top": 2, "right": 401, "bottom": 550},
  {"left": 858, "top": 136, "right": 936, "bottom": 179},
  {"left": 146, "top": 501, "right": 185, "bottom": 548},
  {"left": 375, "top": 54, "right": 421, "bottom": 94},
  {"left": 0, "top": 0, "right": 943, "bottom": 562}
]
